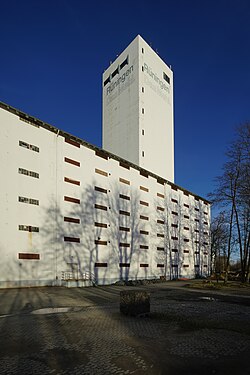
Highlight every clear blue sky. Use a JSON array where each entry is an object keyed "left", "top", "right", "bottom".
[{"left": 1, "top": 0, "right": 249, "bottom": 200}]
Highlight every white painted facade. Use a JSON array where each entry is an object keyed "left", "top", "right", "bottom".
[
  {"left": 0, "top": 103, "right": 210, "bottom": 288},
  {"left": 103, "top": 35, "right": 174, "bottom": 182}
]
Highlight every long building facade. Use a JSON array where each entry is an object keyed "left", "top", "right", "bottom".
[
  {"left": 0, "top": 101, "right": 210, "bottom": 288},
  {"left": 0, "top": 36, "right": 211, "bottom": 288}
]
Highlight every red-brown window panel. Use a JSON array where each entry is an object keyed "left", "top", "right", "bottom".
[
  {"left": 119, "top": 243, "right": 130, "bottom": 247},
  {"left": 65, "top": 137, "right": 80, "bottom": 148},
  {"left": 64, "top": 177, "right": 80, "bottom": 186},
  {"left": 119, "top": 177, "right": 130, "bottom": 185},
  {"left": 95, "top": 263, "right": 107, "bottom": 267},
  {"left": 140, "top": 201, "right": 149, "bottom": 207},
  {"left": 95, "top": 150, "right": 108, "bottom": 160},
  {"left": 119, "top": 210, "right": 130, "bottom": 216},
  {"left": 140, "top": 245, "right": 149, "bottom": 249},
  {"left": 64, "top": 157, "right": 80, "bottom": 167},
  {"left": 64, "top": 217, "right": 80, "bottom": 224},
  {"left": 140, "top": 185, "right": 149, "bottom": 192},
  {"left": 140, "top": 263, "right": 148, "bottom": 267},
  {"left": 119, "top": 161, "right": 130, "bottom": 169},
  {"left": 64, "top": 237, "right": 80, "bottom": 243},
  {"left": 94, "top": 240, "right": 107, "bottom": 245},
  {"left": 157, "top": 220, "right": 165, "bottom": 224},
  {"left": 95, "top": 222, "right": 108, "bottom": 228},
  {"left": 157, "top": 193, "right": 165, "bottom": 199},
  {"left": 64, "top": 196, "right": 80, "bottom": 204},
  {"left": 140, "top": 170, "right": 149, "bottom": 178},
  {"left": 18, "top": 253, "right": 40, "bottom": 260},
  {"left": 95, "top": 204, "right": 108, "bottom": 211},
  {"left": 119, "top": 263, "right": 130, "bottom": 267},
  {"left": 95, "top": 168, "right": 108, "bottom": 177},
  {"left": 119, "top": 194, "right": 130, "bottom": 200},
  {"left": 157, "top": 178, "right": 164, "bottom": 185},
  {"left": 157, "top": 264, "right": 164, "bottom": 268},
  {"left": 119, "top": 226, "right": 130, "bottom": 232},
  {"left": 95, "top": 186, "right": 107, "bottom": 193}
]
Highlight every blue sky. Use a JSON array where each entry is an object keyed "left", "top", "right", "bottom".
[{"left": 1, "top": 0, "right": 249, "bottom": 201}]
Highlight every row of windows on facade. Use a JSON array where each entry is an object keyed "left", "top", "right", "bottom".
[{"left": 19, "top": 136, "right": 208, "bottom": 208}]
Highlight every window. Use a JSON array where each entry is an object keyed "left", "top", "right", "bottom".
[
  {"left": 18, "top": 196, "right": 39, "bottom": 206},
  {"left": 157, "top": 206, "right": 164, "bottom": 211},
  {"left": 95, "top": 204, "right": 108, "bottom": 211},
  {"left": 104, "top": 76, "right": 111, "bottom": 86},
  {"left": 195, "top": 208, "right": 199, "bottom": 212},
  {"left": 140, "top": 263, "right": 148, "bottom": 267},
  {"left": 184, "top": 204, "right": 189, "bottom": 208},
  {"left": 95, "top": 263, "right": 107, "bottom": 267},
  {"left": 19, "top": 116, "right": 39, "bottom": 128},
  {"left": 171, "top": 224, "right": 178, "bottom": 228},
  {"left": 95, "top": 168, "right": 108, "bottom": 177},
  {"left": 184, "top": 250, "right": 189, "bottom": 253},
  {"left": 184, "top": 239, "right": 190, "bottom": 243},
  {"left": 119, "top": 263, "right": 130, "bottom": 267},
  {"left": 172, "top": 211, "right": 178, "bottom": 216},
  {"left": 140, "top": 215, "right": 149, "bottom": 221},
  {"left": 119, "top": 161, "right": 130, "bottom": 170},
  {"left": 140, "top": 185, "right": 148, "bottom": 192},
  {"left": 142, "top": 151, "right": 145, "bottom": 157},
  {"left": 140, "top": 230, "right": 149, "bottom": 235},
  {"left": 171, "top": 236, "right": 178, "bottom": 241},
  {"left": 140, "top": 200, "right": 149, "bottom": 207},
  {"left": 140, "top": 170, "right": 148, "bottom": 178},
  {"left": 184, "top": 226, "right": 189, "bottom": 231},
  {"left": 195, "top": 219, "right": 199, "bottom": 222},
  {"left": 120, "top": 243, "right": 130, "bottom": 247},
  {"left": 95, "top": 150, "right": 108, "bottom": 160},
  {"left": 95, "top": 240, "right": 107, "bottom": 245},
  {"left": 204, "top": 221, "right": 208, "bottom": 225},
  {"left": 120, "top": 56, "right": 128, "bottom": 70},
  {"left": 142, "top": 87, "right": 144, "bottom": 93},
  {"left": 183, "top": 264, "right": 189, "bottom": 268},
  {"left": 119, "top": 226, "right": 130, "bottom": 232},
  {"left": 184, "top": 191, "right": 189, "bottom": 196},
  {"left": 19, "top": 140, "right": 39, "bottom": 153},
  {"left": 65, "top": 137, "right": 80, "bottom": 148},
  {"left": 119, "top": 210, "right": 130, "bottom": 216},
  {"left": 172, "top": 198, "right": 178, "bottom": 203},
  {"left": 64, "top": 157, "right": 80, "bottom": 167},
  {"left": 171, "top": 185, "right": 178, "bottom": 191},
  {"left": 142, "top": 47, "right": 144, "bottom": 53},
  {"left": 194, "top": 229, "right": 199, "bottom": 233},
  {"left": 18, "top": 253, "right": 40, "bottom": 260},
  {"left": 64, "top": 177, "right": 80, "bottom": 186},
  {"left": 157, "top": 247, "right": 164, "bottom": 251},
  {"left": 157, "top": 193, "right": 165, "bottom": 199},
  {"left": 95, "top": 222, "right": 108, "bottom": 228},
  {"left": 142, "top": 66, "right": 144, "bottom": 71},
  {"left": 157, "top": 220, "right": 165, "bottom": 224},
  {"left": 184, "top": 215, "right": 190, "bottom": 219},
  {"left": 142, "top": 108, "right": 144, "bottom": 114},
  {"left": 18, "top": 168, "right": 39, "bottom": 179},
  {"left": 157, "top": 233, "right": 164, "bottom": 238},
  {"left": 157, "top": 264, "right": 164, "bottom": 268},
  {"left": 95, "top": 186, "right": 107, "bottom": 194},
  {"left": 19, "top": 225, "right": 39, "bottom": 232},
  {"left": 204, "top": 212, "right": 208, "bottom": 215},
  {"left": 64, "top": 196, "right": 80, "bottom": 204},
  {"left": 64, "top": 237, "right": 80, "bottom": 243},
  {"left": 140, "top": 245, "right": 148, "bottom": 249},
  {"left": 119, "top": 194, "right": 130, "bottom": 200},
  {"left": 172, "top": 249, "right": 178, "bottom": 253},
  {"left": 163, "top": 72, "right": 170, "bottom": 84},
  {"left": 64, "top": 217, "right": 80, "bottom": 224},
  {"left": 203, "top": 242, "right": 209, "bottom": 245},
  {"left": 119, "top": 177, "right": 130, "bottom": 185},
  {"left": 157, "top": 178, "right": 164, "bottom": 185}
]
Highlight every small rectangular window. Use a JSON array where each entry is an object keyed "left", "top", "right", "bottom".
[
  {"left": 157, "top": 247, "right": 164, "bottom": 251},
  {"left": 140, "top": 200, "right": 149, "bottom": 207},
  {"left": 64, "top": 177, "right": 80, "bottom": 186},
  {"left": 119, "top": 263, "right": 130, "bottom": 267},
  {"left": 157, "top": 193, "right": 165, "bottom": 199},
  {"left": 157, "top": 233, "right": 164, "bottom": 238},
  {"left": 19, "top": 141, "right": 39, "bottom": 153},
  {"left": 142, "top": 129, "right": 145, "bottom": 135},
  {"left": 64, "top": 217, "right": 80, "bottom": 224},
  {"left": 172, "top": 211, "right": 178, "bottom": 216},
  {"left": 95, "top": 222, "right": 108, "bottom": 228},
  {"left": 171, "top": 224, "right": 178, "bottom": 228},
  {"left": 95, "top": 168, "right": 108, "bottom": 177},
  {"left": 18, "top": 253, "right": 40, "bottom": 260},
  {"left": 142, "top": 47, "right": 144, "bottom": 53},
  {"left": 140, "top": 215, "right": 149, "bottom": 221},
  {"left": 119, "top": 194, "right": 130, "bottom": 200},
  {"left": 157, "top": 264, "right": 164, "bottom": 268},
  {"left": 95, "top": 150, "right": 108, "bottom": 160},
  {"left": 19, "top": 196, "right": 39, "bottom": 206},
  {"left": 184, "top": 204, "right": 189, "bottom": 208},
  {"left": 19, "top": 225, "right": 39, "bottom": 232},
  {"left": 171, "top": 236, "right": 178, "bottom": 241},
  {"left": 95, "top": 186, "right": 108, "bottom": 194},
  {"left": 119, "top": 161, "right": 130, "bottom": 170},
  {"left": 184, "top": 215, "right": 190, "bottom": 219},
  {"left": 140, "top": 245, "right": 148, "bottom": 249},
  {"left": 183, "top": 264, "right": 189, "bottom": 268},
  {"left": 184, "top": 250, "right": 189, "bottom": 253},
  {"left": 172, "top": 249, "right": 178, "bottom": 253},
  {"left": 64, "top": 196, "right": 80, "bottom": 204},
  {"left": 65, "top": 137, "right": 80, "bottom": 148},
  {"left": 195, "top": 219, "right": 199, "bottom": 222},
  {"left": 119, "top": 210, "right": 130, "bottom": 216},
  {"left": 140, "top": 263, "right": 148, "bottom": 267},
  {"left": 64, "top": 157, "right": 80, "bottom": 167},
  {"left": 157, "top": 206, "right": 164, "bottom": 211},
  {"left": 184, "top": 239, "right": 190, "bottom": 243},
  {"left": 142, "top": 151, "right": 145, "bottom": 157},
  {"left": 140, "top": 185, "right": 148, "bottom": 192},
  {"left": 157, "top": 220, "right": 165, "bottom": 224},
  {"left": 64, "top": 237, "right": 80, "bottom": 243},
  {"left": 119, "top": 226, "right": 130, "bottom": 232},
  {"left": 18, "top": 168, "right": 39, "bottom": 179},
  {"left": 184, "top": 227, "right": 189, "bottom": 231},
  {"left": 95, "top": 204, "right": 108, "bottom": 211},
  {"left": 94, "top": 240, "right": 107, "bottom": 245},
  {"left": 140, "top": 230, "right": 149, "bottom": 235},
  {"left": 142, "top": 108, "right": 144, "bottom": 114},
  {"left": 95, "top": 262, "right": 107, "bottom": 267},
  {"left": 171, "top": 185, "right": 178, "bottom": 191},
  {"left": 172, "top": 198, "right": 178, "bottom": 204},
  {"left": 119, "top": 177, "right": 130, "bottom": 185},
  {"left": 163, "top": 72, "right": 170, "bottom": 84},
  {"left": 140, "top": 170, "right": 149, "bottom": 178},
  {"left": 119, "top": 243, "right": 130, "bottom": 247},
  {"left": 142, "top": 87, "right": 144, "bottom": 93}
]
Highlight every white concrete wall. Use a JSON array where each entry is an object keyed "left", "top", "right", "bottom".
[{"left": 102, "top": 35, "right": 174, "bottom": 182}]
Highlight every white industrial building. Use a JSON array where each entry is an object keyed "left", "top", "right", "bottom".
[{"left": 0, "top": 35, "right": 210, "bottom": 288}]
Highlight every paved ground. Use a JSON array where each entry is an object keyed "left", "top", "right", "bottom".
[{"left": 0, "top": 280, "right": 250, "bottom": 375}]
